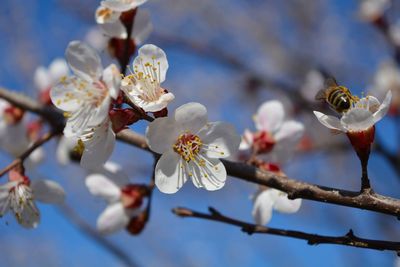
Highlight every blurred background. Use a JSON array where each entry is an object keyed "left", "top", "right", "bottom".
[{"left": 0, "top": 0, "right": 400, "bottom": 266}]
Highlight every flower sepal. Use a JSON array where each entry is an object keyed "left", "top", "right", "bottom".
[
  {"left": 109, "top": 108, "right": 140, "bottom": 133},
  {"left": 126, "top": 212, "right": 147, "bottom": 235},
  {"left": 346, "top": 126, "right": 375, "bottom": 161}
]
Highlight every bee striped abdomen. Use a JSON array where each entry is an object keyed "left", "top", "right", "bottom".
[{"left": 327, "top": 88, "right": 351, "bottom": 113}]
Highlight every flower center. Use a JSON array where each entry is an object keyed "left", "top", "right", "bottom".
[
  {"left": 96, "top": 7, "right": 114, "bottom": 21},
  {"left": 120, "top": 184, "right": 146, "bottom": 209},
  {"left": 253, "top": 131, "right": 276, "bottom": 154},
  {"left": 173, "top": 133, "right": 203, "bottom": 162}
]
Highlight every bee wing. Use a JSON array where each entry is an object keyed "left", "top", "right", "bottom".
[
  {"left": 315, "top": 89, "right": 327, "bottom": 101},
  {"left": 324, "top": 77, "right": 338, "bottom": 88}
]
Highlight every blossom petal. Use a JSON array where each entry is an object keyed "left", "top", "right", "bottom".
[
  {"left": 239, "top": 129, "right": 253, "bottom": 150},
  {"left": 17, "top": 201, "right": 40, "bottom": 229},
  {"left": 373, "top": 90, "right": 392, "bottom": 124},
  {"left": 252, "top": 190, "right": 275, "bottom": 225},
  {"left": 31, "top": 180, "right": 65, "bottom": 204},
  {"left": 198, "top": 122, "right": 241, "bottom": 158},
  {"left": 136, "top": 91, "right": 175, "bottom": 113},
  {"left": 101, "top": 0, "right": 148, "bottom": 13},
  {"left": 81, "top": 121, "right": 115, "bottom": 170},
  {"left": 50, "top": 77, "right": 84, "bottom": 112},
  {"left": 102, "top": 64, "right": 121, "bottom": 99},
  {"left": 175, "top": 102, "right": 208, "bottom": 133},
  {"left": 134, "top": 44, "right": 168, "bottom": 83},
  {"left": 97, "top": 202, "right": 129, "bottom": 234},
  {"left": 274, "top": 120, "right": 304, "bottom": 143},
  {"left": 34, "top": 67, "right": 51, "bottom": 91},
  {"left": 95, "top": 6, "right": 120, "bottom": 24},
  {"left": 85, "top": 173, "right": 121, "bottom": 202},
  {"left": 272, "top": 189, "right": 302, "bottom": 213},
  {"left": 190, "top": 157, "right": 227, "bottom": 191},
  {"left": 49, "top": 58, "right": 69, "bottom": 85},
  {"left": 66, "top": 41, "right": 102, "bottom": 82},
  {"left": 132, "top": 9, "right": 153, "bottom": 45},
  {"left": 313, "top": 111, "right": 346, "bottom": 131},
  {"left": 341, "top": 108, "right": 374, "bottom": 132},
  {"left": 255, "top": 101, "right": 285, "bottom": 132},
  {"left": 146, "top": 117, "right": 180, "bottom": 154},
  {"left": 155, "top": 149, "right": 186, "bottom": 194},
  {"left": 100, "top": 20, "right": 127, "bottom": 39}
]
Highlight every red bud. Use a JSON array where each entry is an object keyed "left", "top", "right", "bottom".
[{"left": 109, "top": 108, "right": 140, "bottom": 133}]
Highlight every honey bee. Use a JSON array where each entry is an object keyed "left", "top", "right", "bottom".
[{"left": 315, "top": 78, "right": 359, "bottom": 113}]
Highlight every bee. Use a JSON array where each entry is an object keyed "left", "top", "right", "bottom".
[{"left": 315, "top": 78, "right": 359, "bottom": 113}]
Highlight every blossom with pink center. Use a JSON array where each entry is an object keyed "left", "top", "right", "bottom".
[
  {"left": 0, "top": 170, "right": 65, "bottom": 228},
  {"left": 121, "top": 44, "right": 175, "bottom": 112},
  {"left": 313, "top": 91, "right": 392, "bottom": 133},
  {"left": 146, "top": 103, "right": 241, "bottom": 193},
  {"left": 85, "top": 162, "right": 145, "bottom": 234},
  {"left": 240, "top": 100, "right": 304, "bottom": 163}
]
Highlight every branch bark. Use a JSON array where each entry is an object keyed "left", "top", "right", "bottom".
[
  {"left": 173, "top": 207, "right": 400, "bottom": 252},
  {"left": 3, "top": 88, "right": 400, "bottom": 219}
]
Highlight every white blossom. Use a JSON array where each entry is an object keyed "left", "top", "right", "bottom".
[
  {"left": 0, "top": 173, "right": 65, "bottom": 228},
  {"left": 51, "top": 41, "right": 120, "bottom": 138},
  {"left": 314, "top": 91, "right": 392, "bottom": 133},
  {"left": 101, "top": 0, "right": 148, "bottom": 13},
  {"left": 122, "top": 44, "right": 175, "bottom": 112},
  {"left": 252, "top": 188, "right": 301, "bottom": 225},
  {"left": 240, "top": 100, "right": 304, "bottom": 163},
  {"left": 85, "top": 162, "right": 141, "bottom": 234},
  {"left": 146, "top": 102, "right": 241, "bottom": 194}
]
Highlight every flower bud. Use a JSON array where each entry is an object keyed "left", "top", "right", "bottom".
[
  {"left": 109, "top": 108, "right": 140, "bottom": 133},
  {"left": 126, "top": 212, "right": 147, "bottom": 235}
]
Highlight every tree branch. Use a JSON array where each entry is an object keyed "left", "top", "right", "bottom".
[
  {"left": 3, "top": 88, "right": 400, "bottom": 218},
  {"left": 0, "top": 131, "right": 59, "bottom": 177},
  {"left": 172, "top": 207, "right": 400, "bottom": 252}
]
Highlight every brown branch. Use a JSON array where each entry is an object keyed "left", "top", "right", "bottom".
[
  {"left": 3, "top": 88, "right": 400, "bottom": 218},
  {"left": 173, "top": 207, "right": 400, "bottom": 252},
  {"left": 0, "top": 131, "right": 59, "bottom": 177}
]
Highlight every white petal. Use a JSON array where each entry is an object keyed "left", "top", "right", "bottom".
[
  {"left": 132, "top": 9, "right": 153, "bottom": 45},
  {"left": 373, "top": 90, "right": 392, "bottom": 124},
  {"left": 85, "top": 27, "right": 109, "bottom": 51},
  {"left": 56, "top": 136, "right": 78, "bottom": 165},
  {"left": 50, "top": 76, "right": 85, "bottom": 112},
  {"left": 85, "top": 174, "right": 121, "bottom": 202},
  {"left": 102, "top": 64, "right": 121, "bottom": 99},
  {"left": 145, "top": 117, "right": 180, "bottom": 154},
  {"left": 272, "top": 190, "right": 302, "bottom": 213},
  {"left": 341, "top": 109, "right": 374, "bottom": 132},
  {"left": 313, "top": 111, "right": 346, "bottom": 131},
  {"left": 189, "top": 157, "right": 227, "bottom": 191},
  {"left": 0, "top": 182, "right": 15, "bottom": 216},
  {"left": 255, "top": 101, "right": 285, "bottom": 132},
  {"left": 66, "top": 41, "right": 102, "bottom": 82},
  {"left": 17, "top": 202, "right": 40, "bottom": 229},
  {"left": 33, "top": 67, "right": 51, "bottom": 91},
  {"left": 81, "top": 120, "right": 115, "bottom": 170},
  {"left": 239, "top": 129, "right": 253, "bottom": 150},
  {"left": 97, "top": 202, "right": 129, "bottom": 234},
  {"left": 95, "top": 6, "right": 121, "bottom": 24},
  {"left": 198, "top": 122, "right": 241, "bottom": 158},
  {"left": 100, "top": 20, "right": 127, "bottom": 39},
  {"left": 136, "top": 91, "right": 175, "bottom": 113},
  {"left": 49, "top": 58, "right": 69, "bottom": 85},
  {"left": 101, "top": 0, "right": 148, "bottom": 12},
  {"left": 31, "top": 180, "right": 65, "bottom": 204},
  {"left": 174, "top": 102, "right": 208, "bottom": 133},
  {"left": 134, "top": 44, "right": 168, "bottom": 83},
  {"left": 155, "top": 149, "right": 186, "bottom": 194},
  {"left": 252, "top": 190, "right": 275, "bottom": 225},
  {"left": 274, "top": 120, "right": 304, "bottom": 143}
]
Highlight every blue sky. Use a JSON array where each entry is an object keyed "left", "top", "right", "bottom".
[{"left": 0, "top": 0, "right": 399, "bottom": 266}]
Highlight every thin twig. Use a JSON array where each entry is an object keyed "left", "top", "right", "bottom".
[
  {"left": 173, "top": 207, "right": 400, "bottom": 252},
  {"left": 0, "top": 131, "right": 59, "bottom": 177}
]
